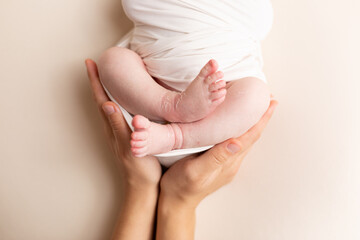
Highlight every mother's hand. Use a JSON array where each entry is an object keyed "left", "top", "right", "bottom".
[
  {"left": 156, "top": 99, "right": 278, "bottom": 240},
  {"left": 86, "top": 59, "right": 161, "bottom": 240},
  {"left": 162, "top": 99, "right": 277, "bottom": 206},
  {"left": 86, "top": 59, "right": 162, "bottom": 189}
]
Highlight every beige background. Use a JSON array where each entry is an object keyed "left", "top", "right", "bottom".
[{"left": 1, "top": 0, "right": 359, "bottom": 239}]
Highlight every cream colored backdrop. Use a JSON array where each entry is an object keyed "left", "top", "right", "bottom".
[{"left": 0, "top": 0, "right": 359, "bottom": 239}]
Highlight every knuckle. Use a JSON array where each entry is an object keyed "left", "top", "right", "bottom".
[
  {"left": 109, "top": 116, "right": 122, "bottom": 133},
  {"left": 209, "top": 151, "right": 228, "bottom": 165}
]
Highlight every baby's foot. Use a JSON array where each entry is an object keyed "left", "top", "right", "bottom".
[
  {"left": 130, "top": 115, "right": 183, "bottom": 157},
  {"left": 170, "top": 59, "right": 227, "bottom": 123}
]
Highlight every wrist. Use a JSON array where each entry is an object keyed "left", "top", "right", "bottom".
[
  {"left": 158, "top": 190, "right": 198, "bottom": 215},
  {"left": 122, "top": 184, "right": 159, "bottom": 206},
  {"left": 156, "top": 191, "right": 197, "bottom": 240},
  {"left": 122, "top": 172, "right": 160, "bottom": 193},
  {"left": 123, "top": 180, "right": 159, "bottom": 193},
  {"left": 112, "top": 182, "right": 159, "bottom": 240}
]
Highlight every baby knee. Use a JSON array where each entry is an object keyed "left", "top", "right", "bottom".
[
  {"left": 232, "top": 78, "right": 271, "bottom": 119},
  {"left": 99, "top": 47, "right": 136, "bottom": 67},
  {"left": 98, "top": 47, "right": 144, "bottom": 82},
  {"left": 99, "top": 47, "right": 145, "bottom": 73},
  {"left": 246, "top": 79, "right": 270, "bottom": 119}
]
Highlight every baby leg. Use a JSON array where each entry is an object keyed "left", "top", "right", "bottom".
[
  {"left": 130, "top": 77, "right": 270, "bottom": 157},
  {"left": 98, "top": 47, "right": 226, "bottom": 122},
  {"left": 178, "top": 77, "right": 271, "bottom": 148}
]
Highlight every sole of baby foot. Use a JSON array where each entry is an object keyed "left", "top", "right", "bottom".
[{"left": 171, "top": 59, "right": 227, "bottom": 123}]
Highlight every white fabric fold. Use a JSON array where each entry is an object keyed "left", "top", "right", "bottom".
[{"left": 122, "top": 0, "right": 273, "bottom": 91}]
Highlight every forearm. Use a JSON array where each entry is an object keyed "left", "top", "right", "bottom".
[
  {"left": 156, "top": 193, "right": 197, "bottom": 240},
  {"left": 111, "top": 187, "right": 159, "bottom": 240}
]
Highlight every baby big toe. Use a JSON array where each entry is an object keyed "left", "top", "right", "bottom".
[
  {"left": 205, "top": 71, "right": 224, "bottom": 85},
  {"left": 132, "top": 115, "right": 150, "bottom": 129},
  {"left": 197, "top": 59, "right": 218, "bottom": 80}
]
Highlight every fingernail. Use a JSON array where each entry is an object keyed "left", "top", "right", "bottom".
[
  {"left": 226, "top": 143, "right": 240, "bottom": 154},
  {"left": 103, "top": 105, "right": 115, "bottom": 115}
]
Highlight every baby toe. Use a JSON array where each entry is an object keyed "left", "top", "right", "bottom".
[
  {"left": 210, "top": 88, "right": 227, "bottom": 101},
  {"left": 211, "top": 95, "right": 226, "bottom": 105},
  {"left": 198, "top": 59, "right": 218, "bottom": 79},
  {"left": 131, "top": 131, "right": 148, "bottom": 141},
  {"left": 209, "top": 79, "right": 226, "bottom": 92},
  {"left": 132, "top": 115, "right": 150, "bottom": 129},
  {"left": 205, "top": 71, "right": 224, "bottom": 85},
  {"left": 130, "top": 139, "right": 147, "bottom": 148},
  {"left": 131, "top": 146, "right": 148, "bottom": 157}
]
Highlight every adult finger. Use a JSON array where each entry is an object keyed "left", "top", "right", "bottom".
[
  {"left": 102, "top": 102, "right": 132, "bottom": 142},
  {"left": 189, "top": 139, "right": 236, "bottom": 175},
  {"left": 227, "top": 147, "right": 251, "bottom": 175},
  {"left": 85, "top": 59, "right": 110, "bottom": 108},
  {"left": 192, "top": 99, "right": 278, "bottom": 173},
  {"left": 85, "top": 59, "right": 114, "bottom": 139}
]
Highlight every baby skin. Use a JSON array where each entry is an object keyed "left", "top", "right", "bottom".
[{"left": 98, "top": 47, "right": 270, "bottom": 157}]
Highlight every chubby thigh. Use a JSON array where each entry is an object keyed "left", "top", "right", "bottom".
[
  {"left": 180, "top": 77, "right": 271, "bottom": 148},
  {"left": 97, "top": 46, "right": 173, "bottom": 121}
]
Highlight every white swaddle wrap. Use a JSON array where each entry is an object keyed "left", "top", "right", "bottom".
[{"left": 103, "top": 0, "right": 273, "bottom": 166}]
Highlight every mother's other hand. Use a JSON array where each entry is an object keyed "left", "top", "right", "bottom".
[
  {"left": 86, "top": 59, "right": 162, "bottom": 188},
  {"left": 156, "top": 99, "right": 277, "bottom": 240},
  {"left": 162, "top": 99, "right": 277, "bottom": 206}
]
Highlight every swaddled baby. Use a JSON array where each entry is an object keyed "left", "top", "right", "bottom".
[{"left": 98, "top": 0, "right": 273, "bottom": 158}]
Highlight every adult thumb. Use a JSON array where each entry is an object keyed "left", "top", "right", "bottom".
[
  {"left": 196, "top": 139, "right": 243, "bottom": 171},
  {"left": 102, "top": 102, "right": 131, "bottom": 138}
]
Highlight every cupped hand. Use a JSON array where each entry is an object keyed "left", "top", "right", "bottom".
[
  {"left": 85, "top": 59, "right": 162, "bottom": 191},
  {"left": 160, "top": 99, "right": 278, "bottom": 208}
]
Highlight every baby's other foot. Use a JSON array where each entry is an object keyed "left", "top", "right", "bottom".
[
  {"left": 130, "top": 115, "right": 183, "bottom": 157},
  {"left": 173, "top": 59, "right": 227, "bottom": 122}
]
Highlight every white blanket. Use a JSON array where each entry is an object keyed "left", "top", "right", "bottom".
[{"left": 122, "top": 0, "right": 273, "bottom": 91}]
